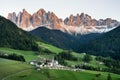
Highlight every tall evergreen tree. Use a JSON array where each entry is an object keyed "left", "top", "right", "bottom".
[{"left": 107, "top": 73, "right": 112, "bottom": 80}]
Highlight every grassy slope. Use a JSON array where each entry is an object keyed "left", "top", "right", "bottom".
[
  {"left": 37, "top": 42, "right": 63, "bottom": 53},
  {"left": 0, "top": 58, "right": 119, "bottom": 80},
  {"left": 0, "top": 47, "right": 57, "bottom": 62},
  {"left": 37, "top": 42, "right": 104, "bottom": 68},
  {"left": 0, "top": 41, "right": 63, "bottom": 62},
  {"left": 0, "top": 47, "right": 38, "bottom": 62},
  {"left": 0, "top": 58, "right": 33, "bottom": 79},
  {"left": 0, "top": 47, "right": 107, "bottom": 68},
  {"left": 0, "top": 45, "right": 120, "bottom": 80},
  {"left": 66, "top": 52, "right": 107, "bottom": 68},
  {"left": 6, "top": 69, "right": 120, "bottom": 80}
]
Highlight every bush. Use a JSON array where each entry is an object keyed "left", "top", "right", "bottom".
[{"left": 83, "top": 54, "right": 92, "bottom": 63}]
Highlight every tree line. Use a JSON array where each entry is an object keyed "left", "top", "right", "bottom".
[{"left": 0, "top": 52, "right": 25, "bottom": 62}]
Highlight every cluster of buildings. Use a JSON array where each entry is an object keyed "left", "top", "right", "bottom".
[
  {"left": 30, "top": 57, "right": 65, "bottom": 70},
  {"left": 29, "top": 57, "right": 84, "bottom": 71}
]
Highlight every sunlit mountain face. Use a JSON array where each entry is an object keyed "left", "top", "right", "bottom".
[{"left": 7, "top": 9, "right": 119, "bottom": 35}]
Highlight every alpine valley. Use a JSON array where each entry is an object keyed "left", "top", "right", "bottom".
[
  {"left": 0, "top": 8, "right": 120, "bottom": 80},
  {"left": 7, "top": 9, "right": 120, "bottom": 57}
]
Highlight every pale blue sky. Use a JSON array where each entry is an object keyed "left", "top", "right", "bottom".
[{"left": 0, "top": 0, "right": 119, "bottom": 21}]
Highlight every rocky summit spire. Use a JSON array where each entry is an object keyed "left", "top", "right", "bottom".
[{"left": 20, "top": 9, "right": 31, "bottom": 28}]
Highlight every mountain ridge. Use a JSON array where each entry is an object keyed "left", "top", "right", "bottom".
[{"left": 7, "top": 8, "right": 120, "bottom": 34}]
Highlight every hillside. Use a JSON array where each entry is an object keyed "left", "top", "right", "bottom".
[
  {"left": 0, "top": 16, "right": 39, "bottom": 51},
  {"left": 0, "top": 58, "right": 119, "bottom": 80},
  {"left": 0, "top": 46, "right": 120, "bottom": 80},
  {"left": 78, "top": 26, "right": 120, "bottom": 60},
  {"left": 30, "top": 27, "right": 79, "bottom": 50},
  {"left": 5, "top": 69, "right": 120, "bottom": 80},
  {"left": 0, "top": 58, "right": 32, "bottom": 80},
  {"left": 0, "top": 43, "right": 120, "bottom": 79},
  {"left": 30, "top": 27, "right": 100, "bottom": 51}
]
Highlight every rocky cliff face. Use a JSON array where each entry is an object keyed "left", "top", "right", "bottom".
[
  {"left": 8, "top": 9, "right": 32, "bottom": 29},
  {"left": 21, "top": 9, "right": 31, "bottom": 28},
  {"left": 7, "top": 9, "right": 62, "bottom": 30},
  {"left": 64, "top": 13, "right": 118, "bottom": 27},
  {"left": 7, "top": 9, "right": 119, "bottom": 34},
  {"left": 8, "top": 12, "right": 17, "bottom": 24},
  {"left": 31, "top": 9, "right": 63, "bottom": 29}
]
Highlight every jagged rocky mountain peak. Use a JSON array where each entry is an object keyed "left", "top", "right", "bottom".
[{"left": 7, "top": 8, "right": 120, "bottom": 34}]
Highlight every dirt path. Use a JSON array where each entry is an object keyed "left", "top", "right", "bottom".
[{"left": 2, "top": 68, "right": 32, "bottom": 80}]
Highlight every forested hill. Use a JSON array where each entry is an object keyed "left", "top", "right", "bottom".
[
  {"left": 30, "top": 27, "right": 101, "bottom": 51},
  {"left": 0, "top": 16, "right": 38, "bottom": 51},
  {"left": 79, "top": 26, "right": 120, "bottom": 60},
  {"left": 30, "top": 27, "right": 79, "bottom": 50}
]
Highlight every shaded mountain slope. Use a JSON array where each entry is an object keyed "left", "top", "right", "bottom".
[
  {"left": 30, "top": 27, "right": 79, "bottom": 50},
  {"left": 0, "top": 16, "right": 38, "bottom": 51},
  {"left": 30, "top": 27, "right": 101, "bottom": 51},
  {"left": 78, "top": 26, "right": 120, "bottom": 60}
]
